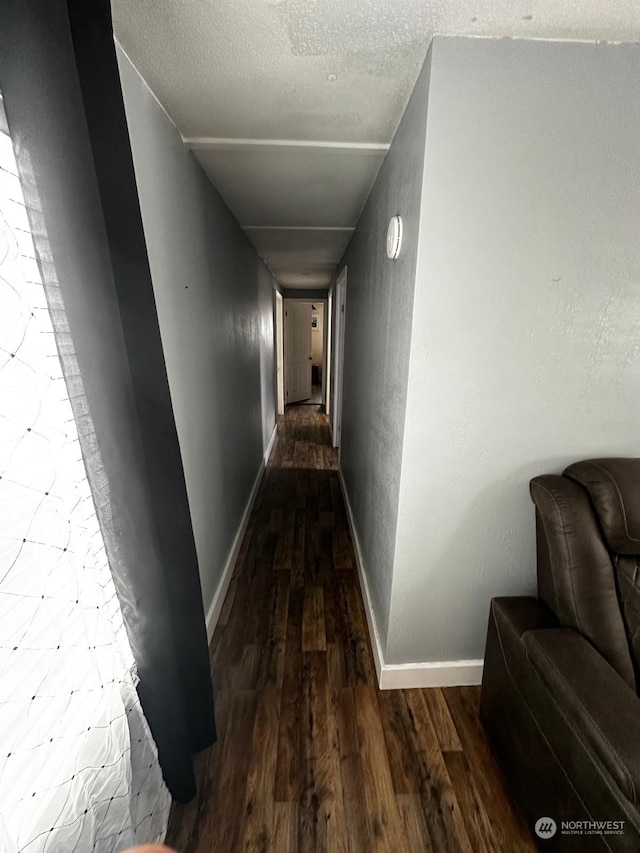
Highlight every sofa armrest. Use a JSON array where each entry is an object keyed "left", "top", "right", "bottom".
[
  {"left": 481, "top": 596, "right": 560, "bottom": 707},
  {"left": 489, "top": 596, "right": 559, "bottom": 638},
  {"left": 524, "top": 627, "right": 640, "bottom": 806}
]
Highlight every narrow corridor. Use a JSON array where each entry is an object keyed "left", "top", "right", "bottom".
[{"left": 166, "top": 406, "right": 534, "bottom": 853}]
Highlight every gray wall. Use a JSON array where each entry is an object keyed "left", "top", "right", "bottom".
[
  {"left": 338, "top": 46, "right": 432, "bottom": 648},
  {"left": 389, "top": 37, "right": 640, "bottom": 664},
  {"left": 117, "top": 49, "right": 277, "bottom": 614}
]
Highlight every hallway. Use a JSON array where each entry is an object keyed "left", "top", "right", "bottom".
[{"left": 166, "top": 406, "right": 534, "bottom": 853}]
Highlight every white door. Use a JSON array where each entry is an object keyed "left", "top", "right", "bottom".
[
  {"left": 332, "top": 268, "right": 347, "bottom": 449},
  {"left": 285, "top": 301, "right": 312, "bottom": 404}
]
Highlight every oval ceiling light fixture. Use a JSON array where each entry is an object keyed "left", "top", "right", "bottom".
[{"left": 386, "top": 215, "right": 403, "bottom": 260}]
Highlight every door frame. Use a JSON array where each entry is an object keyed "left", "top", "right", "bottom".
[
  {"left": 325, "top": 289, "right": 333, "bottom": 422},
  {"left": 331, "top": 267, "right": 347, "bottom": 449},
  {"left": 274, "top": 290, "right": 285, "bottom": 415},
  {"left": 282, "top": 295, "right": 329, "bottom": 408}
]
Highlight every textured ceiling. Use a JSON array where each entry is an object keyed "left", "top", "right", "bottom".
[{"left": 113, "top": 0, "right": 640, "bottom": 288}]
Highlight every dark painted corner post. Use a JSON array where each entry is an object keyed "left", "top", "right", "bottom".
[{"left": 0, "top": 0, "right": 216, "bottom": 800}]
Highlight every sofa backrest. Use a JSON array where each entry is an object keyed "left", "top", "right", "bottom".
[
  {"left": 565, "top": 459, "right": 640, "bottom": 689},
  {"left": 565, "top": 459, "right": 640, "bottom": 554},
  {"left": 530, "top": 471, "right": 636, "bottom": 691}
]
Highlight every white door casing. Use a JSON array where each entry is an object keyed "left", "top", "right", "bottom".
[
  {"left": 332, "top": 268, "right": 347, "bottom": 449},
  {"left": 285, "top": 300, "right": 312, "bottom": 404},
  {"left": 275, "top": 291, "right": 285, "bottom": 415},
  {"left": 325, "top": 290, "right": 333, "bottom": 421}
]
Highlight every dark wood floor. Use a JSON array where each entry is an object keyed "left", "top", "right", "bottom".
[{"left": 166, "top": 406, "right": 534, "bottom": 853}]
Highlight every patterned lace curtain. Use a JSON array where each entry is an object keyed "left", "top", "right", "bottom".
[{"left": 0, "top": 95, "right": 170, "bottom": 851}]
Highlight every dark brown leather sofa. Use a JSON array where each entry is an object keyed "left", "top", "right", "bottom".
[{"left": 480, "top": 459, "right": 640, "bottom": 852}]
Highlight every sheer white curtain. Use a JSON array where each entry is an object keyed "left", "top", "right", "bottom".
[{"left": 0, "top": 96, "right": 170, "bottom": 851}]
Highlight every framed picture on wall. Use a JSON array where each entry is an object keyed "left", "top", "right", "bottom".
[{"left": 311, "top": 313, "right": 319, "bottom": 330}]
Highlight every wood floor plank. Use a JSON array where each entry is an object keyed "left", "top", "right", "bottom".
[
  {"left": 240, "top": 684, "right": 281, "bottom": 853},
  {"left": 443, "top": 750, "right": 498, "bottom": 853},
  {"left": 291, "top": 508, "right": 306, "bottom": 587},
  {"left": 238, "top": 644, "right": 259, "bottom": 689},
  {"left": 217, "top": 521, "right": 255, "bottom": 627},
  {"left": 332, "top": 528, "right": 354, "bottom": 570},
  {"left": 402, "top": 688, "right": 474, "bottom": 853},
  {"left": 302, "top": 586, "right": 326, "bottom": 651},
  {"left": 325, "top": 682, "right": 350, "bottom": 853},
  {"left": 274, "top": 587, "right": 303, "bottom": 804},
  {"left": 443, "top": 687, "right": 534, "bottom": 849},
  {"left": 326, "top": 641, "right": 346, "bottom": 690},
  {"left": 299, "top": 652, "right": 348, "bottom": 853},
  {"left": 166, "top": 405, "right": 534, "bottom": 853},
  {"left": 335, "top": 577, "right": 376, "bottom": 685},
  {"left": 321, "top": 559, "right": 341, "bottom": 645},
  {"left": 422, "top": 687, "right": 463, "bottom": 752},
  {"left": 257, "top": 578, "right": 290, "bottom": 688},
  {"left": 269, "top": 507, "right": 284, "bottom": 533},
  {"left": 353, "top": 684, "right": 405, "bottom": 853},
  {"left": 273, "top": 508, "right": 295, "bottom": 572},
  {"left": 299, "top": 652, "right": 328, "bottom": 853},
  {"left": 187, "top": 689, "right": 257, "bottom": 853},
  {"left": 272, "top": 802, "right": 298, "bottom": 853},
  {"left": 397, "top": 793, "right": 434, "bottom": 853},
  {"left": 281, "top": 430, "right": 296, "bottom": 468},
  {"left": 376, "top": 689, "right": 416, "bottom": 795},
  {"left": 308, "top": 440, "right": 324, "bottom": 470},
  {"left": 319, "top": 510, "right": 334, "bottom": 528},
  {"left": 335, "top": 687, "right": 372, "bottom": 853}
]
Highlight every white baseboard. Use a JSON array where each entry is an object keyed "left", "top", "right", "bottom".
[
  {"left": 379, "top": 659, "right": 484, "bottom": 690},
  {"left": 263, "top": 421, "right": 278, "bottom": 463},
  {"left": 337, "top": 469, "right": 484, "bottom": 690},
  {"left": 205, "top": 424, "right": 277, "bottom": 640},
  {"left": 337, "top": 469, "right": 385, "bottom": 684}
]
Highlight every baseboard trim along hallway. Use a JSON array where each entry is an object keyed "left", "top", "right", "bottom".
[
  {"left": 338, "top": 469, "right": 484, "bottom": 690},
  {"left": 205, "top": 424, "right": 278, "bottom": 640}
]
